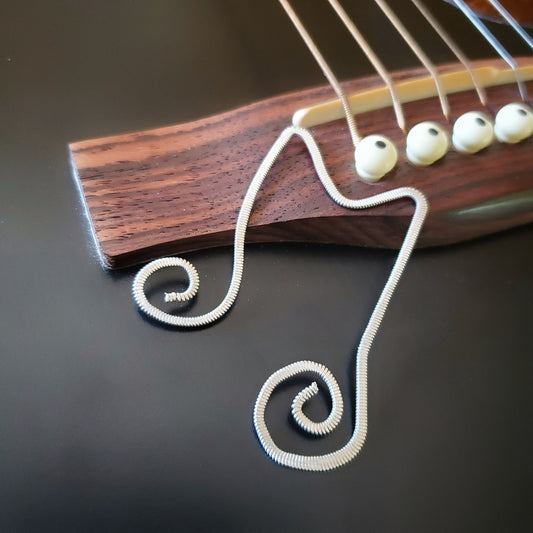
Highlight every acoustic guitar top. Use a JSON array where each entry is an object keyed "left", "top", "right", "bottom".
[{"left": 70, "top": 2, "right": 533, "bottom": 269}]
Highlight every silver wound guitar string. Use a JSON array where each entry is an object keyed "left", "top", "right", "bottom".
[
  {"left": 252, "top": 131, "right": 427, "bottom": 471},
  {"left": 133, "top": 0, "right": 429, "bottom": 472},
  {"left": 132, "top": 0, "right": 533, "bottom": 471},
  {"left": 133, "top": 124, "right": 429, "bottom": 470}
]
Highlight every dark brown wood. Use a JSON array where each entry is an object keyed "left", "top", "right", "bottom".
[
  {"left": 70, "top": 58, "right": 533, "bottom": 269},
  {"left": 461, "top": 0, "right": 533, "bottom": 25}
]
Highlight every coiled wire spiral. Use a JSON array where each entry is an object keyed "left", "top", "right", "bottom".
[{"left": 132, "top": 125, "right": 428, "bottom": 471}]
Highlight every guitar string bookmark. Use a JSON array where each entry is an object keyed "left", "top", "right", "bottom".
[
  {"left": 131, "top": 0, "right": 533, "bottom": 471},
  {"left": 134, "top": 0, "right": 429, "bottom": 471}
]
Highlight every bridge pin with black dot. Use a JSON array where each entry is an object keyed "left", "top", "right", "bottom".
[
  {"left": 406, "top": 121, "right": 449, "bottom": 166},
  {"left": 494, "top": 103, "right": 533, "bottom": 144},
  {"left": 452, "top": 111, "right": 494, "bottom": 154},
  {"left": 354, "top": 134, "right": 398, "bottom": 182}
]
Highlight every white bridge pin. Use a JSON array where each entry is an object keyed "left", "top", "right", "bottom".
[
  {"left": 406, "top": 121, "right": 449, "bottom": 166},
  {"left": 452, "top": 111, "right": 494, "bottom": 154},
  {"left": 494, "top": 102, "right": 533, "bottom": 144},
  {"left": 354, "top": 134, "right": 398, "bottom": 182}
]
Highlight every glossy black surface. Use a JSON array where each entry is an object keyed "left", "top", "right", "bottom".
[{"left": 1, "top": 1, "right": 532, "bottom": 531}]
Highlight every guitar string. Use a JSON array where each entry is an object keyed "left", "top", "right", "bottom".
[
  {"left": 411, "top": 0, "right": 487, "bottom": 106},
  {"left": 487, "top": 0, "right": 533, "bottom": 50},
  {"left": 278, "top": 0, "right": 361, "bottom": 146},
  {"left": 133, "top": 125, "right": 428, "bottom": 472},
  {"left": 373, "top": 0, "right": 451, "bottom": 121},
  {"left": 253, "top": 130, "right": 427, "bottom": 471},
  {"left": 133, "top": 0, "right": 532, "bottom": 470},
  {"left": 327, "top": 0, "right": 406, "bottom": 132},
  {"left": 132, "top": 3, "right": 428, "bottom": 469},
  {"left": 450, "top": 0, "right": 528, "bottom": 101}
]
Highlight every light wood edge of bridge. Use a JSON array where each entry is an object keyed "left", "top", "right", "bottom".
[{"left": 292, "top": 64, "right": 533, "bottom": 128}]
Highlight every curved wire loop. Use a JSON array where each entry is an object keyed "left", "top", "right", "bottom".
[{"left": 133, "top": 125, "right": 428, "bottom": 470}]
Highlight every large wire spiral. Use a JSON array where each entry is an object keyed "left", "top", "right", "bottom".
[{"left": 132, "top": 125, "right": 428, "bottom": 470}]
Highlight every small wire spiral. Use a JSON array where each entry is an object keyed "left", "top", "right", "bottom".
[
  {"left": 133, "top": 257, "right": 200, "bottom": 323},
  {"left": 132, "top": 125, "right": 428, "bottom": 470}
]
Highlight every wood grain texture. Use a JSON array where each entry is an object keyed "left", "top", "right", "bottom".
[{"left": 70, "top": 58, "right": 533, "bottom": 269}]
